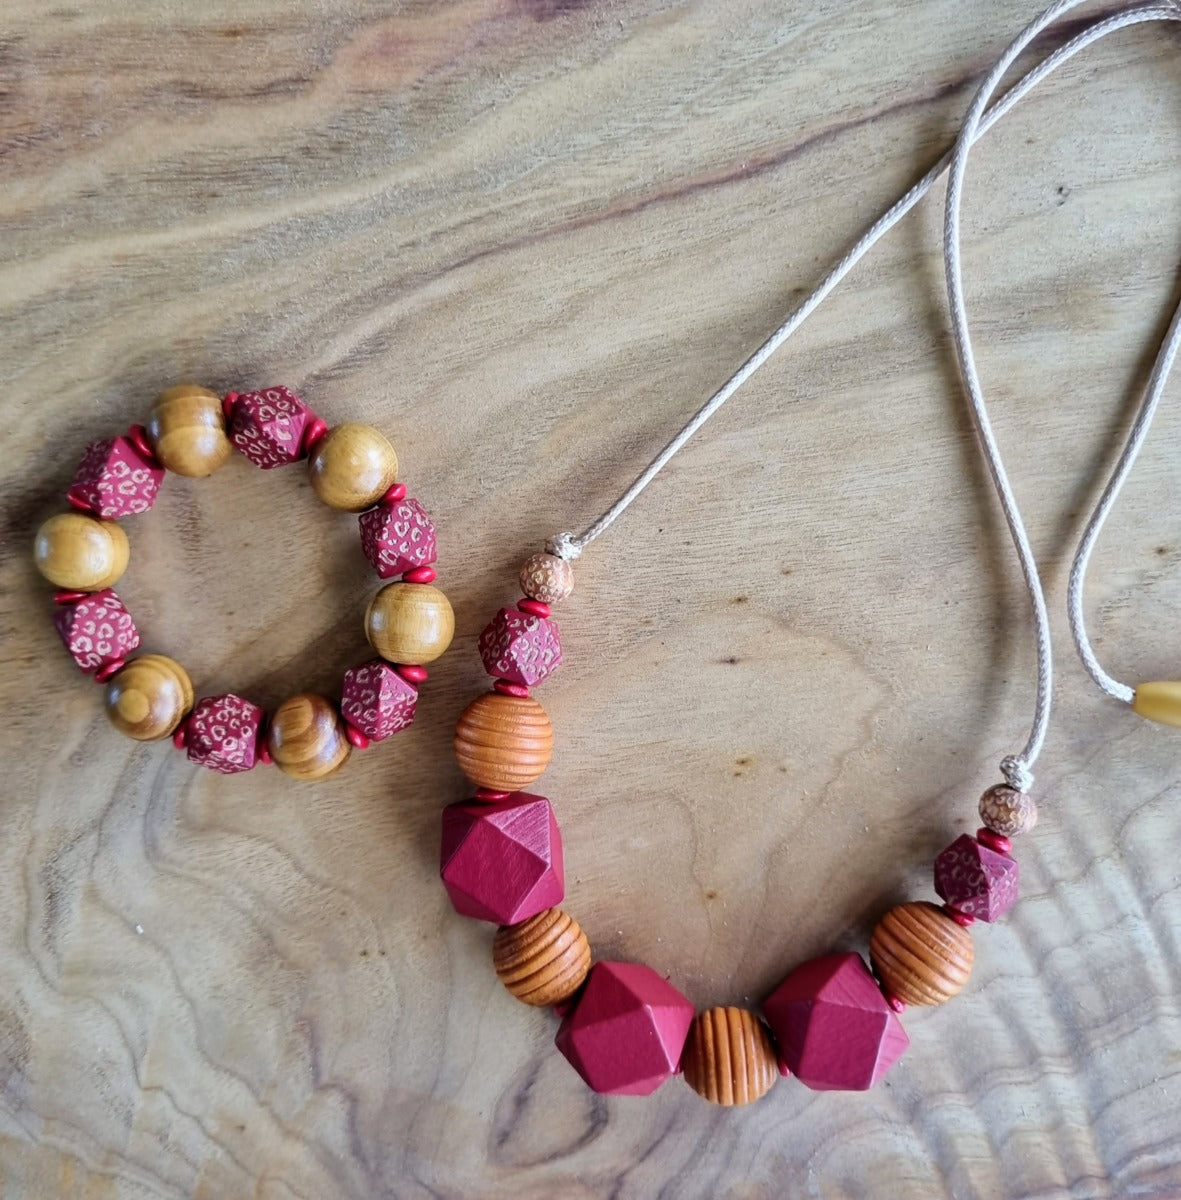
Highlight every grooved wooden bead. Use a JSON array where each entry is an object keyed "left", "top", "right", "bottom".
[
  {"left": 978, "top": 784, "right": 1038, "bottom": 837},
  {"left": 265, "top": 693, "right": 351, "bottom": 781},
  {"left": 454, "top": 692, "right": 554, "bottom": 792},
  {"left": 681, "top": 1007, "right": 779, "bottom": 1107},
  {"left": 1131, "top": 681, "right": 1181, "bottom": 728},
  {"left": 493, "top": 908, "right": 591, "bottom": 1007},
  {"left": 364, "top": 582, "right": 454, "bottom": 664},
  {"left": 519, "top": 553, "right": 574, "bottom": 605},
  {"left": 146, "top": 384, "right": 233, "bottom": 477},
  {"left": 104, "top": 654, "right": 194, "bottom": 741},
  {"left": 34, "top": 512, "right": 130, "bottom": 591},
  {"left": 870, "top": 901, "right": 974, "bottom": 1006},
  {"left": 308, "top": 423, "right": 399, "bottom": 511}
]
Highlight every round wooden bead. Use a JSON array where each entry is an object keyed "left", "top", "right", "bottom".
[
  {"left": 34, "top": 512, "right": 130, "bottom": 591},
  {"left": 681, "top": 1007, "right": 779, "bottom": 1107},
  {"left": 519, "top": 553, "right": 574, "bottom": 605},
  {"left": 307, "top": 423, "right": 399, "bottom": 512},
  {"left": 978, "top": 784, "right": 1038, "bottom": 837},
  {"left": 364, "top": 582, "right": 454, "bottom": 664},
  {"left": 104, "top": 654, "right": 194, "bottom": 741},
  {"left": 870, "top": 901, "right": 974, "bottom": 1007},
  {"left": 453, "top": 692, "right": 554, "bottom": 792},
  {"left": 493, "top": 908, "right": 591, "bottom": 1007},
  {"left": 265, "top": 693, "right": 351, "bottom": 781},
  {"left": 146, "top": 384, "right": 233, "bottom": 477}
]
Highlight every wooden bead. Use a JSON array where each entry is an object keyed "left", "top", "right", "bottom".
[
  {"left": 870, "top": 901, "right": 974, "bottom": 1006},
  {"left": 104, "top": 654, "right": 194, "bottom": 741},
  {"left": 519, "top": 553, "right": 574, "bottom": 605},
  {"left": 493, "top": 908, "right": 591, "bottom": 1007},
  {"left": 1131, "top": 681, "right": 1181, "bottom": 728},
  {"left": 978, "top": 783, "right": 1038, "bottom": 836},
  {"left": 681, "top": 1007, "right": 779, "bottom": 1107},
  {"left": 265, "top": 693, "right": 351, "bottom": 781},
  {"left": 308, "top": 423, "right": 399, "bottom": 511},
  {"left": 364, "top": 582, "right": 454, "bottom": 664},
  {"left": 34, "top": 512, "right": 130, "bottom": 591},
  {"left": 146, "top": 384, "right": 233, "bottom": 477},
  {"left": 453, "top": 692, "right": 554, "bottom": 792}
]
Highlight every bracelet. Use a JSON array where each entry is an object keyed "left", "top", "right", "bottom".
[{"left": 33, "top": 384, "right": 454, "bottom": 780}]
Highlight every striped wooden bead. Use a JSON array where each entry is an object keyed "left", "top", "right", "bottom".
[
  {"left": 492, "top": 908, "right": 591, "bottom": 1007},
  {"left": 453, "top": 692, "right": 554, "bottom": 792},
  {"left": 870, "top": 901, "right": 974, "bottom": 1006},
  {"left": 681, "top": 1007, "right": 779, "bottom": 1106}
]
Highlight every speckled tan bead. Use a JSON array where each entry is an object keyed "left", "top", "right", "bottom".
[
  {"left": 34, "top": 512, "right": 130, "bottom": 591},
  {"left": 265, "top": 693, "right": 351, "bottom": 781},
  {"left": 493, "top": 907, "right": 591, "bottom": 1006},
  {"left": 681, "top": 1007, "right": 779, "bottom": 1107},
  {"left": 308, "top": 423, "right": 399, "bottom": 512},
  {"left": 104, "top": 654, "right": 194, "bottom": 741},
  {"left": 518, "top": 553, "right": 574, "bottom": 605},
  {"left": 454, "top": 692, "right": 554, "bottom": 792},
  {"left": 978, "top": 784, "right": 1038, "bottom": 837},
  {"left": 365, "top": 582, "right": 454, "bottom": 664},
  {"left": 146, "top": 384, "right": 233, "bottom": 477},
  {"left": 870, "top": 901, "right": 973, "bottom": 1007}
]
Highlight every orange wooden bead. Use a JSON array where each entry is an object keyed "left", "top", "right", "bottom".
[
  {"left": 266, "top": 693, "right": 351, "bottom": 781},
  {"left": 307, "top": 423, "right": 399, "bottom": 512},
  {"left": 34, "top": 512, "right": 130, "bottom": 591},
  {"left": 681, "top": 1007, "right": 779, "bottom": 1107},
  {"left": 146, "top": 384, "right": 232, "bottom": 477},
  {"left": 493, "top": 907, "right": 591, "bottom": 1007},
  {"left": 454, "top": 692, "right": 554, "bottom": 792},
  {"left": 870, "top": 901, "right": 974, "bottom": 1006},
  {"left": 104, "top": 654, "right": 194, "bottom": 741}
]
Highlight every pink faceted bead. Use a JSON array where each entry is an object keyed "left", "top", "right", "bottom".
[
  {"left": 69, "top": 436, "right": 164, "bottom": 519},
  {"left": 229, "top": 386, "right": 319, "bottom": 468},
  {"left": 53, "top": 588, "right": 140, "bottom": 673},
  {"left": 440, "top": 793, "right": 563, "bottom": 925},
  {"left": 358, "top": 496, "right": 438, "bottom": 578},
  {"left": 762, "top": 952, "right": 909, "bottom": 1091},
  {"left": 478, "top": 607, "right": 562, "bottom": 687},
  {"left": 186, "top": 694, "right": 264, "bottom": 774},
  {"left": 934, "top": 833, "right": 1019, "bottom": 922},
  {"left": 555, "top": 961, "right": 695, "bottom": 1096},
  {"left": 340, "top": 659, "right": 417, "bottom": 742}
]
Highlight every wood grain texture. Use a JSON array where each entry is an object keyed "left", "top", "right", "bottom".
[{"left": 3, "top": 1, "right": 1181, "bottom": 1196}]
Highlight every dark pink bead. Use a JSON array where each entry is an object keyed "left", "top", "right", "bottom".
[
  {"left": 222, "top": 392, "right": 240, "bottom": 421},
  {"left": 555, "top": 962, "right": 695, "bottom": 1096},
  {"left": 343, "top": 723, "right": 370, "bottom": 750},
  {"left": 302, "top": 418, "right": 329, "bottom": 454},
  {"left": 381, "top": 482, "right": 407, "bottom": 505},
  {"left": 340, "top": 660, "right": 417, "bottom": 742},
  {"left": 493, "top": 679, "right": 530, "bottom": 698},
  {"left": 125, "top": 424, "right": 159, "bottom": 464},
  {"left": 762, "top": 952, "right": 909, "bottom": 1091},
  {"left": 186, "top": 694, "right": 264, "bottom": 774},
  {"left": 54, "top": 590, "right": 90, "bottom": 605},
  {"left": 69, "top": 436, "right": 164, "bottom": 519},
  {"left": 478, "top": 607, "right": 562, "bottom": 687},
  {"left": 358, "top": 496, "right": 438, "bottom": 579},
  {"left": 473, "top": 787, "right": 511, "bottom": 803},
  {"left": 517, "top": 598, "right": 551, "bottom": 619},
  {"left": 402, "top": 566, "right": 437, "bottom": 585},
  {"left": 53, "top": 588, "right": 140, "bottom": 674},
  {"left": 945, "top": 906, "right": 977, "bottom": 928},
  {"left": 66, "top": 491, "right": 97, "bottom": 513},
  {"left": 886, "top": 994, "right": 906, "bottom": 1014},
  {"left": 934, "top": 834, "right": 1019, "bottom": 922},
  {"left": 439, "top": 793, "right": 563, "bottom": 924},
  {"left": 94, "top": 658, "right": 127, "bottom": 684},
  {"left": 229, "top": 386, "right": 320, "bottom": 468},
  {"left": 172, "top": 722, "right": 189, "bottom": 750},
  {"left": 394, "top": 663, "right": 427, "bottom": 685},
  {"left": 976, "top": 827, "right": 1013, "bottom": 856}
]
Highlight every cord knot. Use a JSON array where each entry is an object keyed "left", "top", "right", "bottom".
[
  {"left": 544, "top": 532, "right": 583, "bottom": 562},
  {"left": 999, "top": 756, "right": 1034, "bottom": 794}
]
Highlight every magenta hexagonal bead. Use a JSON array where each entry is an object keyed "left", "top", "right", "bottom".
[
  {"left": 53, "top": 588, "right": 140, "bottom": 673},
  {"left": 358, "top": 496, "right": 437, "bottom": 578},
  {"left": 69, "top": 436, "right": 164, "bottom": 519},
  {"left": 762, "top": 952, "right": 908, "bottom": 1091},
  {"left": 229, "top": 386, "right": 319, "bottom": 468},
  {"left": 555, "top": 961, "right": 695, "bottom": 1096},
  {"left": 934, "top": 833, "right": 1019, "bottom": 922},
  {"left": 340, "top": 659, "right": 417, "bottom": 741},
  {"left": 477, "top": 607, "right": 562, "bottom": 687},
  {"left": 186, "top": 693, "right": 264, "bottom": 774},
  {"left": 440, "top": 793, "right": 563, "bottom": 924}
]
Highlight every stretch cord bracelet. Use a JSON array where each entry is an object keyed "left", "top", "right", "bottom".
[
  {"left": 33, "top": 384, "right": 455, "bottom": 779},
  {"left": 439, "top": 0, "right": 1177, "bottom": 1105}
]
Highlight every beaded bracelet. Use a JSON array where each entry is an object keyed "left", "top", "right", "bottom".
[{"left": 33, "top": 383, "right": 454, "bottom": 780}]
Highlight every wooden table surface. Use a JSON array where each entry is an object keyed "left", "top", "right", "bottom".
[{"left": 4, "top": 2, "right": 1181, "bottom": 1197}]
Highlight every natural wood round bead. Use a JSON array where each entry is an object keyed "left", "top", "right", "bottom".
[
  {"left": 493, "top": 907, "right": 591, "bottom": 1007},
  {"left": 364, "top": 582, "right": 454, "bottom": 664},
  {"left": 266, "top": 693, "right": 351, "bottom": 781},
  {"left": 978, "top": 784, "right": 1038, "bottom": 837},
  {"left": 681, "top": 1007, "right": 779, "bottom": 1107},
  {"left": 146, "top": 384, "right": 232, "bottom": 477},
  {"left": 518, "top": 553, "right": 574, "bottom": 605},
  {"left": 454, "top": 692, "right": 554, "bottom": 792},
  {"left": 870, "top": 901, "right": 974, "bottom": 1007},
  {"left": 34, "top": 512, "right": 130, "bottom": 591},
  {"left": 104, "top": 655, "right": 194, "bottom": 741},
  {"left": 308, "top": 423, "right": 399, "bottom": 512}
]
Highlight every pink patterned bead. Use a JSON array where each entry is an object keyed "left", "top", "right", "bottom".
[
  {"left": 340, "top": 659, "right": 417, "bottom": 742},
  {"left": 186, "top": 694, "right": 264, "bottom": 774},
  {"left": 934, "top": 833, "right": 1019, "bottom": 922},
  {"left": 53, "top": 588, "right": 140, "bottom": 673},
  {"left": 477, "top": 607, "right": 562, "bottom": 687},
  {"left": 69, "top": 437, "right": 164, "bottom": 519},
  {"left": 229, "top": 386, "right": 319, "bottom": 468},
  {"left": 358, "top": 497, "right": 438, "bottom": 578}
]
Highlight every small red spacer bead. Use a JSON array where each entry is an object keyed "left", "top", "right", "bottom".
[
  {"left": 885, "top": 992, "right": 906, "bottom": 1014},
  {"left": 126, "top": 423, "right": 159, "bottom": 464},
  {"left": 66, "top": 488, "right": 97, "bottom": 514},
  {"left": 222, "top": 392, "right": 241, "bottom": 422},
  {"left": 172, "top": 720, "right": 189, "bottom": 750},
  {"left": 517, "top": 597, "right": 550, "bottom": 619},
  {"left": 474, "top": 787, "right": 512, "bottom": 803},
  {"left": 53, "top": 590, "right": 89, "bottom": 605},
  {"left": 977, "top": 827, "right": 1012, "bottom": 856},
  {"left": 552, "top": 1000, "right": 572, "bottom": 1019},
  {"left": 394, "top": 663, "right": 427, "bottom": 685},
  {"left": 302, "top": 418, "right": 329, "bottom": 455},
  {"left": 777, "top": 1057, "right": 792, "bottom": 1078},
  {"left": 944, "top": 905, "right": 976, "bottom": 928},
  {"left": 255, "top": 713, "right": 273, "bottom": 765},
  {"left": 344, "top": 723, "right": 370, "bottom": 750},
  {"left": 493, "top": 679, "right": 530, "bottom": 698},
  {"left": 402, "top": 566, "right": 436, "bottom": 585},
  {"left": 94, "top": 658, "right": 126, "bottom": 684},
  {"left": 381, "top": 482, "right": 408, "bottom": 506}
]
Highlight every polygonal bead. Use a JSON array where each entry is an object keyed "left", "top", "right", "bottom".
[
  {"left": 53, "top": 588, "right": 140, "bottom": 673},
  {"left": 358, "top": 496, "right": 438, "bottom": 578},
  {"left": 229, "top": 386, "right": 319, "bottom": 468},
  {"left": 186, "top": 693, "right": 264, "bottom": 774},
  {"left": 477, "top": 607, "right": 562, "bottom": 687},
  {"left": 69, "top": 437, "right": 164, "bottom": 519},
  {"left": 340, "top": 659, "right": 417, "bottom": 742},
  {"left": 762, "top": 952, "right": 908, "bottom": 1091},
  {"left": 934, "top": 834, "right": 1019, "bottom": 922},
  {"left": 440, "top": 793, "right": 563, "bottom": 924},
  {"left": 555, "top": 961, "right": 694, "bottom": 1096}
]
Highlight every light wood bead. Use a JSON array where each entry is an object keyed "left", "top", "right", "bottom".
[
  {"left": 518, "top": 553, "right": 574, "bottom": 605},
  {"left": 493, "top": 908, "right": 591, "bottom": 1007},
  {"left": 979, "top": 784, "right": 1038, "bottom": 837},
  {"left": 266, "top": 693, "right": 351, "bottom": 781},
  {"left": 146, "top": 384, "right": 232, "bottom": 477},
  {"left": 454, "top": 692, "right": 554, "bottom": 792},
  {"left": 681, "top": 1007, "right": 779, "bottom": 1107},
  {"left": 1131, "top": 681, "right": 1181, "bottom": 728},
  {"left": 308, "top": 423, "right": 399, "bottom": 512},
  {"left": 870, "top": 901, "right": 974, "bottom": 1007},
  {"left": 34, "top": 512, "right": 130, "bottom": 591},
  {"left": 364, "top": 582, "right": 454, "bottom": 664},
  {"left": 104, "top": 654, "right": 194, "bottom": 741}
]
